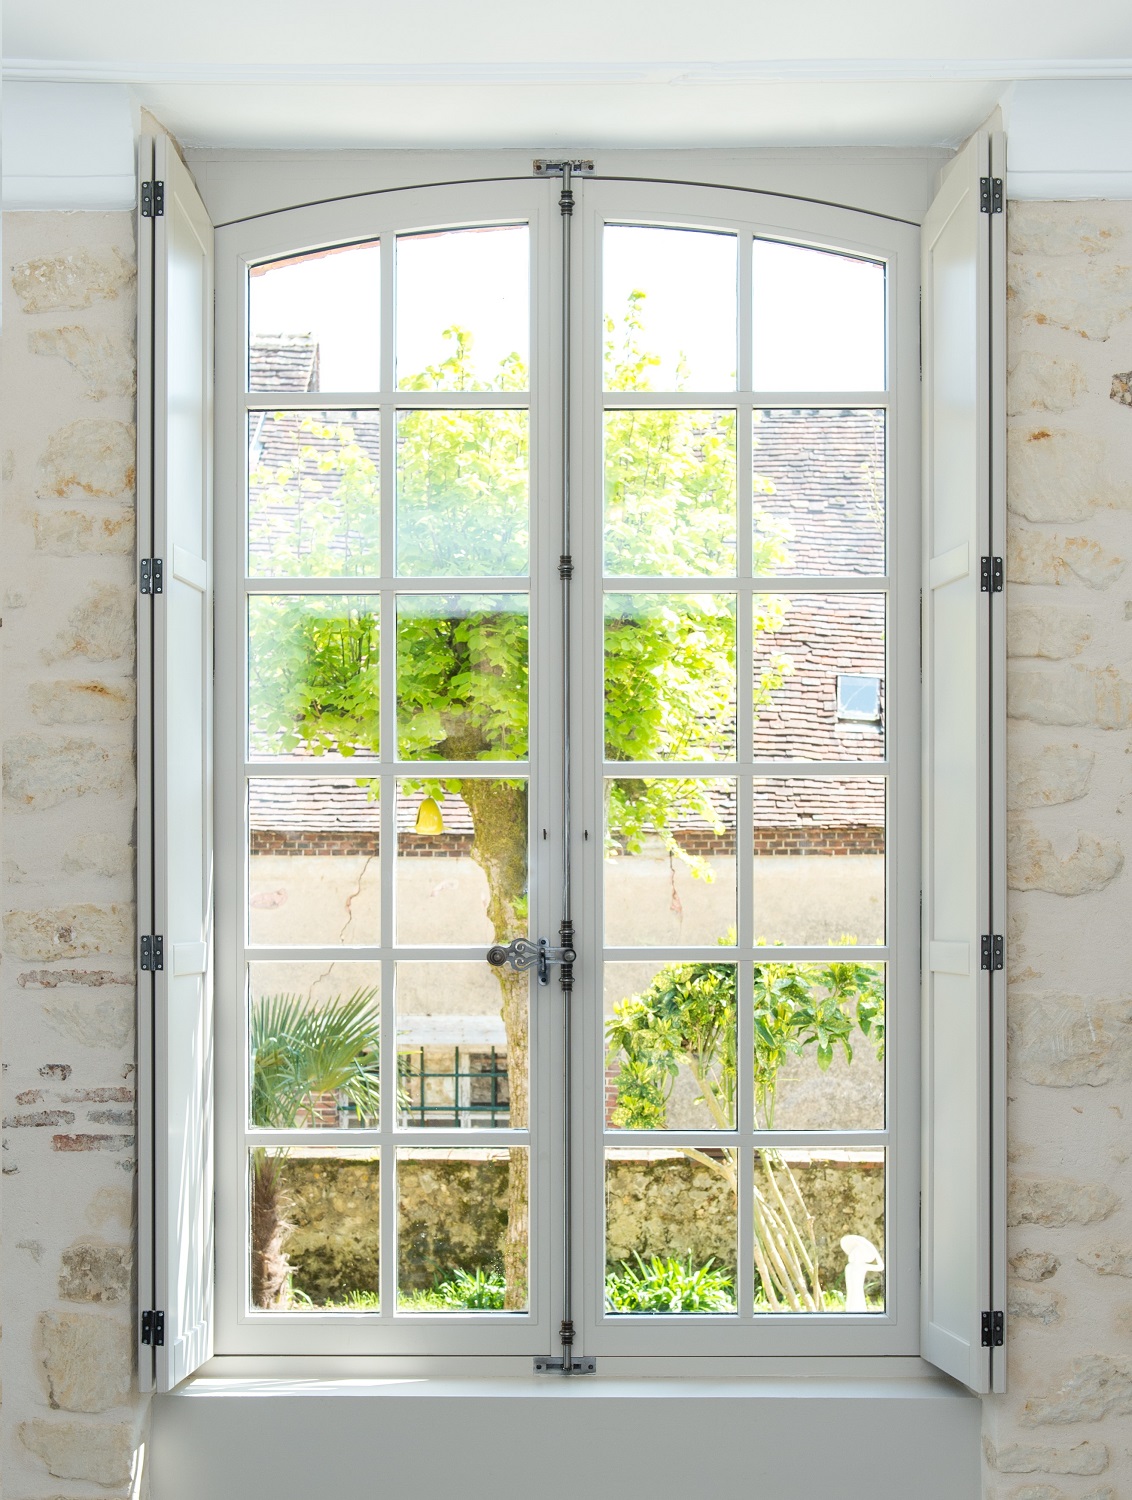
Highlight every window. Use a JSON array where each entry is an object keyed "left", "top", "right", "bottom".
[{"left": 142, "top": 136, "right": 1005, "bottom": 1391}]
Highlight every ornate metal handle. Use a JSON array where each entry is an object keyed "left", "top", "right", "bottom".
[{"left": 487, "top": 936, "right": 577, "bottom": 987}]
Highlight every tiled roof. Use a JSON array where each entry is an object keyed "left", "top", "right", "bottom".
[{"left": 249, "top": 334, "right": 320, "bottom": 392}]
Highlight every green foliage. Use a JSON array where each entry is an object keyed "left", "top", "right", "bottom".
[
  {"left": 607, "top": 947, "right": 884, "bottom": 1133},
  {"left": 604, "top": 1254, "right": 735, "bottom": 1313},
  {"left": 433, "top": 1266, "right": 507, "bottom": 1310},
  {"left": 251, "top": 990, "right": 381, "bottom": 1128}
]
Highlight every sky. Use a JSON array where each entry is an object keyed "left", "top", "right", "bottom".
[{"left": 247, "top": 222, "right": 886, "bottom": 395}]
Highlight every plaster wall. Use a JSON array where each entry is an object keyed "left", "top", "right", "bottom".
[{"left": 1, "top": 211, "right": 146, "bottom": 1497}]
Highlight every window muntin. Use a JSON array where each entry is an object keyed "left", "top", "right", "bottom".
[{"left": 219, "top": 177, "right": 916, "bottom": 1358}]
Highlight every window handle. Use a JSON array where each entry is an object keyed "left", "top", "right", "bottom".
[{"left": 487, "top": 936, "right": 576, "bottom": 987}]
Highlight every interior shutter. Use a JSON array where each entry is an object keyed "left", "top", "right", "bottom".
[
  {"left": 920, "top": 128, "right": 1007, "bottom": 1394},
  {"left": 137, "top": 132, "right": 215, "bottom": 1392}
]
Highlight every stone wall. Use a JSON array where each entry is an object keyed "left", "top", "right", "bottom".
[
  {"left": 983, "top": 200, "right": 1132, "bottom": 1500},
  {"left": 1, "top": 213, "right": 144, "bottom": 1497}
]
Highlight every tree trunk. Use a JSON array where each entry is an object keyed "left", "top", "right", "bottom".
[
  {"left": 251, "top": 1151, "right": 293, "bottom": 1308},
  {"left": 461, "top": 776, "right": 530, "bottom": 1311}
]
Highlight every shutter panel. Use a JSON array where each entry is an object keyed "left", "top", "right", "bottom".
[
  {"left": 920, "top": 128, "right": 1007, "bottom": 1394},
  {"left": 137, "top": 133, "right": 215, "bottom": 1392}
]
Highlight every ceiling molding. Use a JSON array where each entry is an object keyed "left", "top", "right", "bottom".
[{"left": 6, "top": 56, "right": 1132, "bottom": 87}]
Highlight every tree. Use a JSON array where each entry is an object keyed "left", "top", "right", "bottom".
[
  {"left": 250, "top": 990, "right": 381, "bottom": 1307},
  {"left": 606, "top": 951, "right": 885, "bottom": 1309},
  {"left": 246, "top": 297, "right": 879, "bottom": 1312}
]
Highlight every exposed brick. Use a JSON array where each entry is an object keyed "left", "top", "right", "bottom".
[
  {"left": 3, "top": 1110, "right": 75, "bottom": 1128},
  {"left": 51, "top": 1134, "right": 134, "bottom": 1153}
]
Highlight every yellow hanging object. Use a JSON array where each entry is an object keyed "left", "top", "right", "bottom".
[{"left": 414, "top": 796, "right": 444, "bottom": 836}]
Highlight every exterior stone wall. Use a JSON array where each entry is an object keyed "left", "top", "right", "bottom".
[
  {"left": 1, "top": 213, "right": 145, "bottom": 1498},
  {"left": 983, "top": 200, "right": 1132, "bottom": 1500}
]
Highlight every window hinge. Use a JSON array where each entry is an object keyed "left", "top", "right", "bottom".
[
  {"left": 140, "top": 180, "right": 165, "bottom": 218},
  {"left": 979, "top": 177, "right": 1004, "bottom": 214},
  {"left": 140, "top": 934, "right": 165, "bottom": 972},
  {"left": 140, "top": 557, "right": 164, "bottom": 595},
  {"left": 980, "top": 934, "right": 1005, "bottom": 971},
  {"left": 141, "top": 1309, "right": 166, "bottom": 1346},
  {"left": 533, "top": 1356, "right": 596, "bottom": 1374},
  {"left": 981, "top": 1309, "right": 1004, "bottom": 1347},
  {"left": 980, "top": 556, "right": 1004, "bottom": 593}
]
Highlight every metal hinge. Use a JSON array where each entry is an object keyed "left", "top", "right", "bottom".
[
  {"left": 533, "top": 1356, "right": 596, "bottom": 1373},
  {"left": 141, "top": 1309, "right": 166, "bottom": 1346},
  {"left": 980, "top": 934, "right": 1005, "bottom": 971},
  {"left": 979, "top": 177, "right": 1004, "bottom": 214},
  {"left": 140, "top": 935, "right": 165, "bottom": 972},
  {"left": 980, "top": 556, "right": 1004, "bottom": 593},
  {"left": 140, "top": 557, "right": 164, "bottom": 595},
  {"left": 981, "top": 1310, "right": 1004, "bottom": 1347},
  {"left": 140, "top": 181, "right": 165, "bottom": 218}
]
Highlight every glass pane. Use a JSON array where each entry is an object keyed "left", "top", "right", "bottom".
[
  {"left": 249, "top": 595, "right": 379, "bottom": 759},
  {"left": 396, "top": 409, "right": 528, "bottom": 576},
  {"left": 396, "top": 782, "right": 526, "bottom": 948},
  {"left": 752, "top": 409, "right": 885, "bottom": 576},
  {"left": 249, "top": 778, "right": 380, "bottom": 946},
  {"left": 752, "top": 240, "right": 885, "bottom": 393},
  {"left": 396, "top": 962, "right": 523, "bottom": 1129},
  {"left": 753, "top": 1150, "right": 885, "bottom": 1312},
  {"left": 604, "top": 226, "right": 736, "bottom": 391},
  {"left": 753, "top": 778, "right": 885, "bottom": 946},
  {"left": 605, "top": 1148, "right": 737, "bottom": 1312},
  {"left": 752, "top": 593, "right": 885, "bottom": 762},
  {"left": 249, "top": 1146, "right": 380, "bottom": 1310},
  {"left": 249, "top": 241, "right": 380, "bottom": 393},
  {"left": 604, "top": 593, "right": 736, "bottom": 762},
  {"left": 397, "top": 1147, "right": 529, "bottom": 1311},
  {"left": 248, "top": 962, "right": 381, "bottom": 1129},
  {"left": 397, "top": 594, "right": 528, "bottom": 761},
  {"left": 604, "top": 410, "right": 735, "bottom": 577},
  {"left": 753, "top": 961, "right": 885, "bottom": 1132},
  {"left": 604, "top": 962, "right": 736, "bottom": 1131},
  {"left": 248, "top": 410, "right": 380, "bottom": 578},
  {"left": 397, "top": 227, "right": 529, "bottom": 391},
  {"left": 604, "top": 778, "right": 736, "bottom": 947}
]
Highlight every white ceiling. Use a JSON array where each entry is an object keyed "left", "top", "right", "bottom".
[{"left": 7, "top": 0, "right": 1132, "bottom": 149}]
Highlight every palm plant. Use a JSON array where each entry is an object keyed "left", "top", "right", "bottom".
[{"left": 250, "top": 989, "right": 381, "bottom": 1308}]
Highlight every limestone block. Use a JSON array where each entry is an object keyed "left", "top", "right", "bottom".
[
  {"left": 1007, "top": 823, "right": 1123, "bottom": 896},
  {"left": 1009, "top": 258, "right": 1132, "bottom": 341},
  {"left": 3, "top": 733, "right": 133, "bottom": 810},
  {"left": 1008, "top": 428, "right": 1116, "bottom": 523},
  {"left": 3, "top": 904, "right": 133, "bottom": 962},
  {"left": 42, "top": 993, "right": 133, "bottom": 1050},
  {"left": 1008, "top": 1175, "right": 1118, "bottom": 1227},
  {"left": 37, "top": 420, "right": 135, "bottom": 499},
  {"left": 19, "top": 1417, "right": 136, "bottom": 1487},
  {"left": 1008, "top": 1281, "right": 1064, "bottom": 1323},
  {"left": 59, "top": 1243, "right": 132, "bottom": 1303},
  {"left": 29, "top": 679, "right": 133, "bottom": 725},
  {"left": 1007, "top": 744, "right": 1093, "bottom": 810},
  {"left": 32, "top": 508, "right": 134, "bottom": 556},
  {"left": 64, "top": 833, "right": 134, "bottom": 878},
  {"left": 1009, "top": 206, "right": 1126, "bottom": 258},
  {"left": 44, "top": 582, "right": 135, "bottom": 664},
  {"left": 986, "top": 1438, "right": 1108, "bottom": 1474},
  {"left": 18, "top": 968, "right": 133, "bottom": 989},
  {"left": 1009, "top": 993, "right": 1132, "bottom": 1085},
  {"left": 1008, "top": 527, "right": 1125, "bottom": 589},
  {"left": 1007, "top": 666, "right": 1132, "bottom": 728},
  {"left": 1078, "top": 1242, "right": 1132, "bottom": 1277},
  {"left": 1008, "top": 351, "right": 1087, "bottom": 416},
  {"left": 1010, "top": 1249, "right": 1061, "bottom": 1281},
  {"left": 1007, "top": 606, "right": 1092, "bottom": 660},
  {"left": 10, "top": 246, "right": 134, "bottom": 312},
  {"left": 28, "top": 325, "right": 135, "bottom": 400},
  {"left": 40, "top": 1310, "right": 131, "bottom": 1412},
  {"left": 1021, "top": 1355, "right": 1132, "bottom": 1425}
]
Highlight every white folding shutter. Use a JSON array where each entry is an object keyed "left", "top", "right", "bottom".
[
  {"left": 920, "top": 129, "right": 1007, "bottom": 1394},
  {"left": 137, "top": 134, "right": 215, "bottom": 1392}
]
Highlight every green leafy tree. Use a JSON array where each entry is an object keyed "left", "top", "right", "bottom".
[
  {"left": 246, "top": 297, "right": 847, "bottom": 1311},
  {"left": 606, "top": 952, "right": 885, "bottom": 1309}
]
